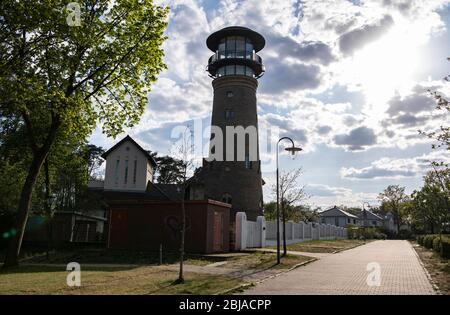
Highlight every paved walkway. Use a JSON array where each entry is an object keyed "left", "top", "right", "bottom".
[
  {"left": 243, "top": 240, "right": 436, "bottom": 295},
  {"left": 249, "top": 248, "right": 331, "bottom": 259}
]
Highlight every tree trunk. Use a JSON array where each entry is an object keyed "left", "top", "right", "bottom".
[
  {"left": 3, "top": 117, "right": 59, "bottom": 268},
  {"left": 3, "top": 151, "right": 48, "bottom": 267},
  {"left": 282, "top": 201, "right": 287, "bottom": 256},
  {"left": 44, "top": 158, "right": 52, "bottom": 260}
]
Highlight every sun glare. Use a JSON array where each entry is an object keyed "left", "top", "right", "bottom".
[{"left": 346, "top": 19, "right": 422, "bottom": 117}]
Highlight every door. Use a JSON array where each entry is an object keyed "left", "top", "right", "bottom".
[
  {"left": 213, "top": 211, "right": 223, "bottom": 252},
  {"left": 109, "top": 209, "right": 128, "bottom": 249}
]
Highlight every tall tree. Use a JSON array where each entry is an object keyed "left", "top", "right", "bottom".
[
  {"left": 378, "top": 185, "right": 408, "bottom": 234},
  {"left": 149, "top": 152, "right": 185, "bottom": 184},
  {"left": 408, "top": 168, "right": 450, "bottom": 234},
  {"left": 0, "top": 0, "right": 168, "bottom": 267}
]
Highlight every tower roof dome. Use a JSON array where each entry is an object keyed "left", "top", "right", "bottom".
[{"left": 206, "top": 26, "right": 265, "bottom": 52}]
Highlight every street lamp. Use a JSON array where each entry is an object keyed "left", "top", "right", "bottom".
[{"left": 276, "top": 137, "right": 302, "bottom": 264}]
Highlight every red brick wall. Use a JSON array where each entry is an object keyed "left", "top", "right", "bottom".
[{"left": 108, "top": 200, "right": 230, "bottom": 253}]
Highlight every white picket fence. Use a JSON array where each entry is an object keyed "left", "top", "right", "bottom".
[{"left": 235, "top": 212, "right": 347, "bottom": 250}]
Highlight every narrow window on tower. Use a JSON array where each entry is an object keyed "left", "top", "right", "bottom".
[
  {"left": 114, "top": 159, "right": 120, "bottom": 186},
  {"left": 133, "top": 160, "right": 137, "bottom": 185},
  {"left": 225, "top": 109, "right": 234, "bottom": 120},
  {"left": 124, "top": 160, "right": 129, "bottom": 185},
  {"left": 245, "top": 154, "right": 252, "bottom": 169},
  {"left": 236, "top": 36, "right": 245, "bottom": 58}
]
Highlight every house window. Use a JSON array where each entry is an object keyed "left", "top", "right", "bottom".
[
  {"left": 225, "top": 109, "right": 234, "bottom": 120},
  {"left": 335, "top": 217, "right": 339, "bottom": 226},
  {"left": 372, "top": 221, "right": 377, "bottom": 226},
  {"left": 124, "top": 160, "right": 129, "bottom": 185},
  {"left": 133, "top": 160, "right": 137, "bottom": 184},
  {"left": 347, "top": 218, "right": 350, "bottom": 224},
  {"left": 114, "top": 159, "right": 120, "bottom": 185}
]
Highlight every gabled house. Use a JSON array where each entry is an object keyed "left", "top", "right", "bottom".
[
  {"left": 89, "top": 135, "right": 231, "bottom": 253},
  {"left": 319, "top": 206, "right": 360, "bottom": 227},
  {"left": 358, "top": 209, "right": 384, "bottom": 228},
  {"left": 100, "top": 135, "right": 157, "bottom": 192}
]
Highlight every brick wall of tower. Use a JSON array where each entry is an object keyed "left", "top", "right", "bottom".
[{"left": 204, "top": 75, "right": 263, "bottom": 221}]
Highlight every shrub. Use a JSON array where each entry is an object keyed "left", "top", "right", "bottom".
[
  {"left": 424, "top": 235, "right": 438, "bottom": 249},
  {"left": 398, "top": 229, "right": 414, "bottom": 240},
  {"left": 441, "top": 236, "right": 450, "bottom": 259},
  {"left": 433, "top": 237, "right": 442, "bottom": 252},
  {"left": 417, "top": 235, "right": 424, "bottom": 246}
]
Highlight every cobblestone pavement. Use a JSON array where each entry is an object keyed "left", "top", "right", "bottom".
[
  {"left": 250, "top": 248, "right": 332, "bottom": 259},
  {"left": 243, "top": 240, "right": 436, "bottom": 295}
]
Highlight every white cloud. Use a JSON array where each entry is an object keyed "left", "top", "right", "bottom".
[{"left": 341, "top": 150, "right": 450, "bottom": 180}]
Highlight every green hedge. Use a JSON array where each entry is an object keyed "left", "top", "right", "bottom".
[
  {"left": 433, "top": 237, "right": 441, "bottom": 252},
  {"left": 417, "top": 234, "right": 450, "bottom": 259},
  {"left": 441, "top": 237, "right": 450, "bottom": 259},
  {"left": 423, "top": 235, "right": 438, "bottom": 249},
  {"left": 417, "top": 235, "right": 424, "bottom": 246}
]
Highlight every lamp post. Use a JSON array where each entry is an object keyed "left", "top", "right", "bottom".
[{"left": 276, "top": 137, "right": 302, "bottom": 264}]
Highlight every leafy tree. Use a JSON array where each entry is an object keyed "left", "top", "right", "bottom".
[
  {"left": 263, "top": 202, "right": 319, "bottom": 223},
  {"left": 408, "top": 168, "right": 450, "bottom": 234},
  {"left": 149, "top": 152, "right": 185, "bottom": 184},
  {"left": 421, "top": 58, "right": 449, "bottom": 151},
  {"left": 86, "top": 144, "right": 105, "bottom": 180},
  {"left": 0, "top": 0, "right": 168, "bottom": 267},
  {"left": 378, "top": 185, "right": 408, "bottom": 234}
]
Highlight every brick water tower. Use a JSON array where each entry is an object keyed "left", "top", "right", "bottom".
[{"left": 201, "top": 26, "right": 266, "bottom": 221}]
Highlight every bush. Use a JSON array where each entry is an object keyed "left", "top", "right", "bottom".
[
  {"left": 441, "top": 236, "right": 450, "bottom": 259},
  {"left": 417, "top": 235, "right": 424, "bottom": 246},
  {"left": 433, "top": 237, "right": 442, "bottom": 252},
  {"left": 423, "top": 235, "right": 438, "bottom": 249},
  {"left": 418, "top": 234, "right": 450, "bottom": 259},
  {"left": 398, "top": 229, "right": 414, "bottom": 240},
  {"left": 346, "top": 227, "right": 387, "bottom": 240}
]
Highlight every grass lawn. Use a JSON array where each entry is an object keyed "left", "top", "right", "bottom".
[
  {"left": 222, "top": 251, "right": 312, "bottom": 270},
  {"left": 279, "top": 239, "right": 368, "bottom": 253},
  {"left": 22, "top": 247, "right": 221, "bottom": 266},
  {"left": 0, "top": 265, "right": 242, "bottom": 295},
  {"left": 0, "top": 250, "right": 311, "bottom": 294},
  {"left": 412, "top": 241, "right": 450, "bottom": 295}
]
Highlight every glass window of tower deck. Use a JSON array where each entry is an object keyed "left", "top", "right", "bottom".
[{"left": 206, "top": 27, "right": 265, "bottom": 79}]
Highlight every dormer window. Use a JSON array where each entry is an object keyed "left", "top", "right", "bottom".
[
  {"left": 124, "top": 160, "right": 129, "bottom": 185},
  {"left": 133, "top": 160, "right": 137, "bottom": 185}
]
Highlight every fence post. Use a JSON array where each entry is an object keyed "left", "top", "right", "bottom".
[
  {"left": 235, "top": 212, "right": 247, "bottom": 251},
  {"left": 257, "top": 216, "right": 266, "bottom": 248}
]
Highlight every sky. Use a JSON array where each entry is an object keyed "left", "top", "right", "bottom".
[{"left": 90, "top": 0, "right": 450, "bottom": 209}]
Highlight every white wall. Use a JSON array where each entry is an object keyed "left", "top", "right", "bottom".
[
  {"left": 235, "top": 213, "right": 347, "bottom": 250},
  {"left": 104, "top": 140, "right": 154, "bottom": 192}
]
